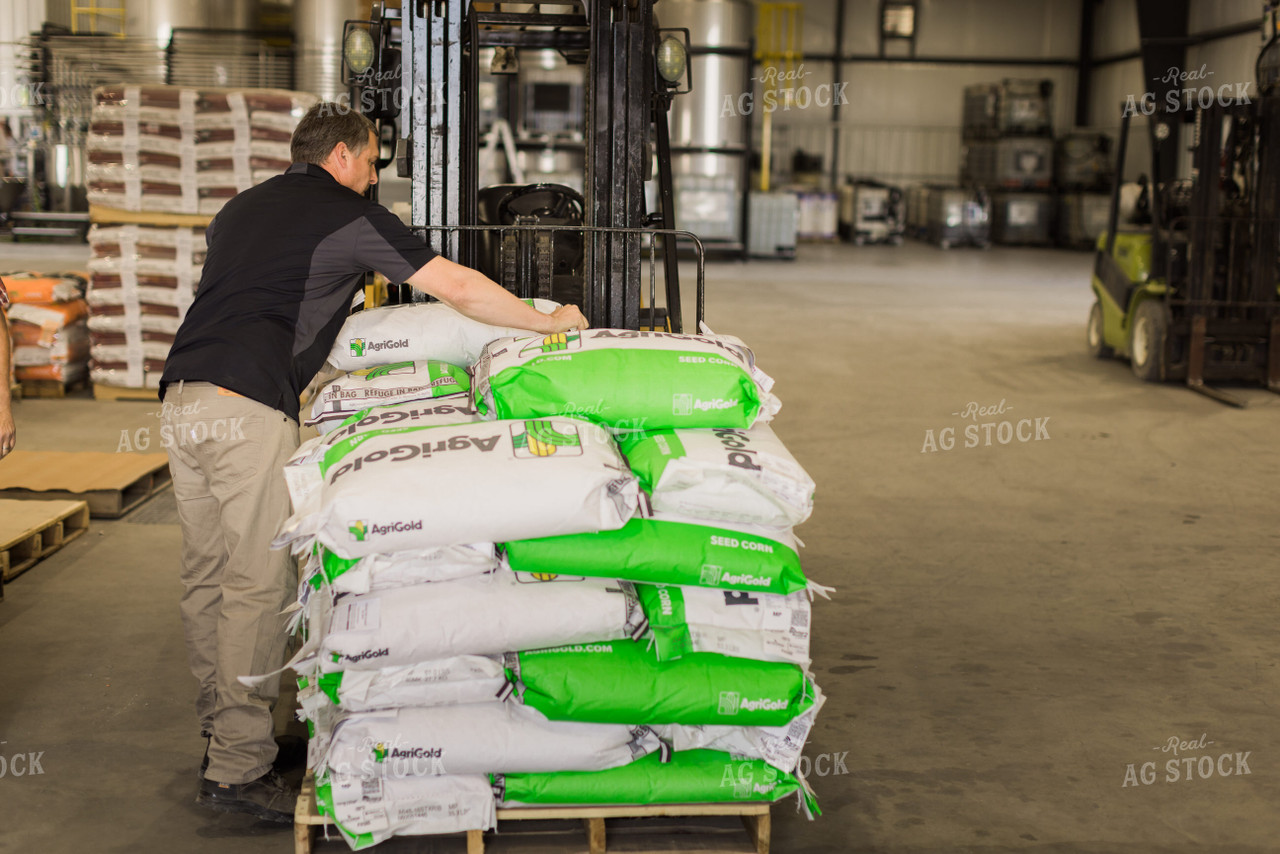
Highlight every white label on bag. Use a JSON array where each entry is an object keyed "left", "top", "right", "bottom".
[{"left": 338, "top": 599, "right": 381, "bottom": 632}]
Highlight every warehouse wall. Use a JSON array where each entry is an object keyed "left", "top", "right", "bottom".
[
  {"left": 1186, "top": 0, "right": 1262, "bottom": 97},
  {"left": 1085, "top": 0, "right": 1265, "bottom": 183},
  {"left": 760, "top": 0, "right": 1081, "bottom": 187}
]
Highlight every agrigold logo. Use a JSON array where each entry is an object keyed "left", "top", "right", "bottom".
[
  {"left": 349, "top": 520, "right": 368, "bottom": 542},
  {"left": 350, "top": 339, "right": 410, "bottom": 358}
]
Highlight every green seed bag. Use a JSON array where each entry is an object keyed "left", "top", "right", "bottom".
[
  {"left": 502, "top": 500, "right": 812, "bottom": 596},
  {"left": 511, "top": 640, "right": 815, "bottom": 726},
  {"left": 473, "top": 329, "right": 781, "bottom": 430},
  {"left": 494, "top": 749, "right": 819, "bottom": 816}
]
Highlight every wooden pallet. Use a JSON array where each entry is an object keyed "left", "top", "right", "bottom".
[
  {"left": 19, "top": 377, "right": 88, "bottom": 399},
  {"left": 0, "top": 498, "right": 90, "bottom": 581},
  {"left": 93, "top": 383, "right": 161, "bottom": 402},
  {"left": 295, "top": 775, "right": 771, "bottom": 854},
  {"left": 7, "top": 381, "right": 20, "bottom": 402},
  {"left": 88, "top": 204, "right": 214, "bottom": 228},
  {"left": 0, "top": 451, "right": 171, "bottom": 518}
]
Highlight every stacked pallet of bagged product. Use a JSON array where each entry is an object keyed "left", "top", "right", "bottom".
[
  {"left": 269, "top": 308, "right": 823, "bottom": 848},
  {"left": 85, "top": 225, "right": 204, "bottom": 389},
  {"left": 475, "top": 328, "right": 825, "bottom": 812},
  {"left": 87, "top": 84, "right": 316, "bottom": 216},
  {"left": 272, "top": 301, "right": 657, "bottom": 848},
  {"left": 1, "top": 272, "right": 90, "bottom": 386}
]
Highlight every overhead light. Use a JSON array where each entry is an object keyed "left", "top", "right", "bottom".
[
  {"left": 656, "top": 35, "right": 687, "bottom": 86},
  {"left": 344, "top": 26, "right": 375, "bottom": 76}
]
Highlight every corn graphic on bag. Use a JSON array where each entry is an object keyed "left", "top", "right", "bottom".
[
  {"left": 308, "top": 360, "right": 471, "bottom": 430},
  {"left": 493, "top": 749, "right": 818, "bottom": 816},
  {"left": 502, "top": 498, "right": 814, "bottom": 596},
  {"left": 618, "top": 423, "right": 814, "bottom": 528},
  {"left": 316, "top": 771, "right": 496, "bottom": 850},
  {"left": 275, "top": 417, "right": 637, "bottom": 558},
  {"left": 635, "top": 583, "right": 812, "bottom": 666},
  {"left": 326, "top": 298, "right": 562, "bottom": 372},
  {"left": 509, "top": 640, "right": 816, "bottom": 727},
  {"left": 319, "top": 702, "right": 664, "bottom": 778},
  {"left": 473, "top": 329, "right": 781, "bottom": 430}
]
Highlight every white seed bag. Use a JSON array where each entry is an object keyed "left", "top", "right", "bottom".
[
  {"left": 314, "top": 574, "right": 648, "bottom": 670},
  {"left": 326, "top": 299, "right": 561, "bottom": 372},
  {"left": 314, "top": 395, "right": 483, "bottom": 437},
  {"left": 304, "top": 655, "right": 512, "bottom": 713},
  {"left": 320, "top": 702, "right": 664, "bottom": 778},
  {"left": 316, "top": 770, "right": 496, "bottom": 849},
  {"left": 308, "top": 361, "right": 471, "bottom": 430},
  {"left": 618, "top": 423, "right": 815, "bottom": 527},
  {"left": 304, "top": 545, "right": 500, "bottom": 595},
  {"left": 275, "top": 417, "right": 637, "bottom": 558},
  {"left": 638, "top": 583, "right": 812, "bottom": 666},
  {"left": 658, "top": 687, "right": 825, "bottom": 774}
]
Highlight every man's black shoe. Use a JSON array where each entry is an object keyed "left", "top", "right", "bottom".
[
  {"left": 200, "top": 735, "right": 307, "bottom": 777},
  {"left": 196, "top": 769, "right": 297, "bottom": 823}
]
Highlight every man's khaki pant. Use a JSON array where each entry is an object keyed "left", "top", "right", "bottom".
[{"left": 163, "top": 381, "right": 300, "bottom": 785}]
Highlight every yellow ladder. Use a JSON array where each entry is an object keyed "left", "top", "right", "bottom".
[
  {"left": 754, "top": 2, "right": 802, "bottom": 192},
  {"left": 71, "top": 2, "right": 126, "bottom": 36}
]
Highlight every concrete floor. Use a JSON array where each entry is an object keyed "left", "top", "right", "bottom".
[{"left": 1, "top": 239, "right": 1278, "bottom": 853}]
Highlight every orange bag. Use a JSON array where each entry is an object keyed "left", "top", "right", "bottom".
[
  {"left": 0, "top": 271, "right": 89, "bottom": 304},
  {"left": 8, "top": 301, "right": 90, "bottom": 347}
]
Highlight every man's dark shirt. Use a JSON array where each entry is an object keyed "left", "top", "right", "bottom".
[{"left": 160, "top": 163, "right": 437, "bottom": 420}]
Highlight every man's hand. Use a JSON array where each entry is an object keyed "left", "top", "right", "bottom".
[
  {"left": 543, "top": 304, "right": 588, "bottom": 334},
  {"left": 0, "top": 404, "right": 15, "bottom": 460},
  {"left": 407, "top": 256, "right": 593, "bottom": 335}
]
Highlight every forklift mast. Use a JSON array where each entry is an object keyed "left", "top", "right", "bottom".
[{"left": 375, "top": 0, "right": 690, "bottom": 332}]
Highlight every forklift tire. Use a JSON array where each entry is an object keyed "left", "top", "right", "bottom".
[
  {"left": 1129, "top": 300, "right": 1167, "bottom": 382},
  {"left": 1087, "top": 301, "right": 1113, "bottom": 359}
]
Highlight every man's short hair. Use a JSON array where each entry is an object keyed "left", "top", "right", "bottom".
[{"left": 290, "top": 103, "right": 376, "bottom": 165}]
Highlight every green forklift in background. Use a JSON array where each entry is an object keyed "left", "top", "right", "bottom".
[{"left": 1087, "top": 4, "right": 1280, "bottom": 406}]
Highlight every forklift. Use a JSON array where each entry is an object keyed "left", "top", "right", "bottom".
[
  {"left": 340, "top": 1, "right": 700, "bottom": 333},
  {"left": 1087, "top": 5, "right": 1280, "bottom": 406}
]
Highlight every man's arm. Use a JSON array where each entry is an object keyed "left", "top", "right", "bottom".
[
  {"left": 0, "top": 305, "right": 15, "bottom": 459},
  {"left": 405, "top": 255, "right": 587, "bottom": 335}
]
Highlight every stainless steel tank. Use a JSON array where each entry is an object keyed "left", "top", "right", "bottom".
[
  {"left": 126, "top": 0, "right": 258, "bottom": 46},
  {"left": 295, "top": 0, "right": 363, "bottom": 102},
  {"left": 658, "top": 0, "right": 754, "bottom": 243}
]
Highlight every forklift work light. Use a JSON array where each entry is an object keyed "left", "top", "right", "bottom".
[
  {"left": 344, "top": 26, "right": 375, "bottom": 76},
  {"left": 656, "top": 36, "right": 687, "bottom": 86}
]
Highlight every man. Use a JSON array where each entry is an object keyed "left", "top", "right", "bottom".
[
  {"left": 0, "top": 276, "right": 14, "bottom": 459},
  {"left": 159, "top": 103, "right": 586, "bottom": 823}
]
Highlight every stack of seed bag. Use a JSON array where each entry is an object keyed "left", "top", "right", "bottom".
[
  {"left": 272, "top": 301, "right": 679, "bottom": 849},
  {"left": 474, "top": 326, "right": 825, "bottom": 813},
  {"left": 87, "top": 84, "right": 316, "bottom": 215},
  {"left": 86, "top": 225, "right": 204, "bottom": 389},
  {"left": 0, "top": 272, "right": 90, "bottom": 386}
]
